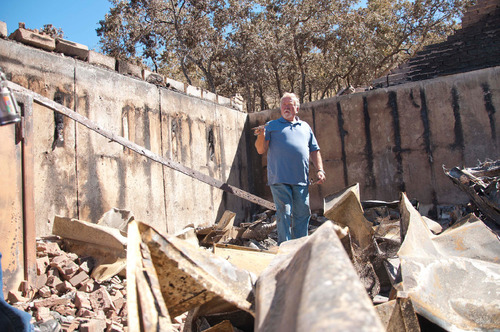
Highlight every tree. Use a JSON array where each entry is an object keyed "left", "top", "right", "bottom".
[{"left": 97, "top": 0, "right": 474, "bottom": 112}]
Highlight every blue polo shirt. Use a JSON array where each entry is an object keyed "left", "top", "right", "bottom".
[{"left": 265, "top": 117, "right": 320, "bottom": 186}]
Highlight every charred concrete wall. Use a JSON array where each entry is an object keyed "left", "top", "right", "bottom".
[
  {"left": 2, "top": 30, "right": 499, "bottom": 241},
  {"left": 249, "top": 67, "right": 500, "bottom": 215},
  {"left": 0, "top": 38, "right": 251, "bottom": 237}
]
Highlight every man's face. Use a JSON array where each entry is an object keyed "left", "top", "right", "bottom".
[{"left": 281, "top": 97, "right": 299, "bottom": 121}]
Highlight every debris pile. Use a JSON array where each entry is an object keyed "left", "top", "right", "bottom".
[
  {"left": 5, "top": 161, "right": 500, "bottom": 331},
  {"left": 8, "top": 237, "right": 128, "bottom": 332},
  {"left": 445, "top": 159, "right": 500, "bottom": 231}
]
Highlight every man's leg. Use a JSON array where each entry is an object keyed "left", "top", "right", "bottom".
[
  {"left": 270, "top": 184, "right": 293, "bottom": 244},
  {"left": 291, "top": 185, "right": 310, "bottom": 239}
]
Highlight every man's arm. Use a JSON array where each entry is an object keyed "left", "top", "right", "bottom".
[
  {"left": 254, "top": 127, "right": 269, "bottom": 155},
  {"left": 310, "top": 150, "right": 326, "bottom": 184}
]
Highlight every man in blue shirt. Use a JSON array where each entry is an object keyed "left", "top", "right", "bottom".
[{"left": 255, "top": 92, "right": 326, "bottom": 244}]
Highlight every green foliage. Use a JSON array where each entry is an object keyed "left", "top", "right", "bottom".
[{"left": 97, "top": 0, "right": 473, "bottom": 112}]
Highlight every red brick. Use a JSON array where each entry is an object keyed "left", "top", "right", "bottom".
[
  {"left": 75, "top": 291, "right": 92, "bottom": 310},
  {"left": 34, "top": 296, "right": 71, "bottom": 309},
  {"left": 76, "top": 308, "right": 95, "bottom": 318},
  {"left": 60, "top": 319, "right": 80, "bottom": 332},
  {"left": 46, "top": 274, "right": 63, "bottom": 289},
  {"left": 51, "top": 256, "right": 80, "bottom": 279},
  {"left": 106, "top": 321, "right": 124, "bottom": 332},
  {"left": 69, "top": 271, "right": 89, "bottom": 287},
  {"left": 112, "top": 296, "right": 125, "bottom": 313},
  {"left": 79, "top": 279, "right": 96, "bottom": 293},
  {"left": 36, "top": 273, "right": 48, "bottom": 290},
  {"left": 90, "top": 287, "right": 115, "bottom": 312},
  {"left": 37, "top": 241, "right": 63, "bottom": 256},
  {"left": 54, "top": 305, "right": 77, "bottom": 317},
  {"left": 38, "top": 285, "right": 52, "bottom": 298},
  {"left": 56, "top": 281, "right": 75, "bottom": 294},
  {"left": 79, "top": 318, "right": 107, "bottom": 332},
  {"left": 7, "top": 290, "right": 27, "bottom": 304},
  {"left": 37, "top": 256, "right": 50, "bottom": 275}
]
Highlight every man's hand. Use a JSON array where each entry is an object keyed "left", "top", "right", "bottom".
[
  {"left": 252, "top": 125, "right": 266, "bottom": 136},
  {"left": 315, "top": 169, "right": 326, "bottom": 184},
  {"left": 310, "top": 150, "right": 325, "bottom": 184},
  {"left": 254, "top": 125, "right": 269, "bottom": 154}
]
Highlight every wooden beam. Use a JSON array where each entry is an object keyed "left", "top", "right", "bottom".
[{"left": 8, "top": 82, "right": 275, "bottom": 211}]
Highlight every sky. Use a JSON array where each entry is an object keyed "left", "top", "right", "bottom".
[{"left": 1, "top": 0, "right": 112, "bottom": 51}]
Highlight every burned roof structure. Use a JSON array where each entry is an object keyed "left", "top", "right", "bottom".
[{"left": 373, "top": 0, "right": 500, "bottom": 88}]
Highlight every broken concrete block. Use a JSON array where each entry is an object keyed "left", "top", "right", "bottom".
[
  {"left": 88, "top": 50, "right": 116, "bottom": 70},
  {"left": 55, "top": 38, "right": 89, "bottom": 60},
  {"left": 90, "top": 258, "right": 127, "bottom": 283},
  {"left": 255, "top": 221, "right": 385, "bottom": 332},
  {"left": 97, "top": 208, "right": 133, "bottom": 233},
  {"left": 0, "top": 21, "right": 7, "bottom": 38},
  {"left": 112, "top": 296, "right": 126, "bottom": 313},
  {"left": 186, "top": 85, "right": 202, "bottom": 98},
  {"left": 203, "top": 90, "right": 217, "bottom": 103},
  {"left": 166, "top": 77, "right": 186, "bottom": 92},
  {"left": 9, "top": 28, "right": 56, "bottom": 51},
  {"left": 53, "top": 216, "right": 127, "bottom": 251},
  {"left": 116, "top": 60, "right": 142, "bottom": 79},
  {"left": 143, "top": 69, "right": 164, "bottom": 85}
]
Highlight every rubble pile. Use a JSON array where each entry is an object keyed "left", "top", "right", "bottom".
[
  {"left": 5, "top": 161, "right": 500, "bottom": 331},
  {"left": 7, "top": 238, "right": 129, "bottom": 332}
]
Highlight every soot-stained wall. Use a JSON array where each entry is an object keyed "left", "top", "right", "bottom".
[
  {"left": 249, "top": 67, "right": 500, "bottom": 216},
  {"left": 0, "top": 38, "right": 251, "bottom": 237}
]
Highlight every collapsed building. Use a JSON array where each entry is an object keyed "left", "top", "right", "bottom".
[{"left": 0, "top": 0, "right": 499, "bottom": 331}]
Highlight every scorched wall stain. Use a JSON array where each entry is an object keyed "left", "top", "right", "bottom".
[
  {"left": 336, "top": 101, "right": 349, "bottom": 187},
  {"left": 388, "top": 91, "right": 405, "bottom": 193},
  {"left": 363, "top": 96, "right": 376, "bottom": 190}
]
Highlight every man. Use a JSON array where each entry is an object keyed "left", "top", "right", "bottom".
[{"left": 254, "top": 92, "right": 326, "bottom": 244}]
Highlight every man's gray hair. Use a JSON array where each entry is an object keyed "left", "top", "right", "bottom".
[{"left": 281, "top": 92, "right": 300, "bottom": 107}]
